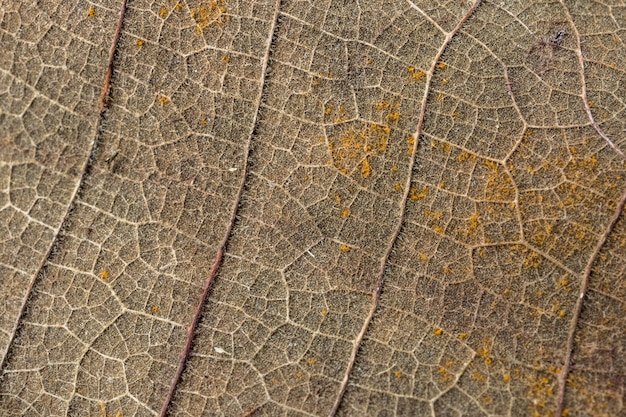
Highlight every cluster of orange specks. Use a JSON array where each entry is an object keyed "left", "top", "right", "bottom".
[
  {"left": 191, "top": 0, "right": 229, "bottom": 33},
  {"left": 394, "top": 370, "right": 403, "bottom": 379},
  {"left": 361, "top": 158, "right": 371, "bottom": 178},
  {"left": 438, "top": 366, "right": 453, "bottom": 383},
  {"left": 456, "top": 151, "right": 475, "bottom": 162},
  {"left": 466, "top": 212, "right": 480, "bottom": 235},
  {"left": 406, "top": 135, "right": 415, "bottom": 155},
  {"left": 407, "top": 67, "right": 426, "bottom": 81},
  {"left": 151, "top": 305, "right": 159, "bottom": 314},
  {"left": 327, "top": 122, "right": 390, "bottom": 177},
  {"left": 436, "top": 62, "right": 448, "bottom": 70},
  {"left": 87, "top": 6, "right": 96, "bottom": 17},
  {"left": 158, "top": 94, "right": 171, "bottom": 106},
  {"left": 409, "top": 185, "right": 428, "bottom": 201},
  {"left": 306, "top": 358, "right": 317, "bottom": 365},
  {"left": 375, "top": 100, "right": 402, "bottom": 123},
  {"left": 435, "top": 92, "right": 445, "bottom": 101},
  {"left": 159, "top": 7, "right": 168, "bottom": 18},
  {"left": 484, "top": 160, "right": 515, "bottom": 201},
  {"left": 458, "top": 333, "right": 468, "bottom": 340},
  {"left": 325, "top": 104, "right": 349, "bottom": 123},
  {"left": 527, "top": 374, "right": 556, "bottom": 416}
]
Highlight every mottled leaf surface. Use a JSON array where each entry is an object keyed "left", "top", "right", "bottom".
[{"left": 1, "top": 0, "right": 625, "bottom": 416}]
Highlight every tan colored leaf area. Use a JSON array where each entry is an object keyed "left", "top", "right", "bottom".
[{"left": 1, "top": 0, "right": 625, "bottom": 416}]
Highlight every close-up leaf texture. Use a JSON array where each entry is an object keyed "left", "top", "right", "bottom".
[{"left": 0, "top": 0, "right": 625, "bottom": 416}]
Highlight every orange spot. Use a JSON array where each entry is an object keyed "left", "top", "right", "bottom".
[
  {"left": 321, "top": 310, "right": 328, "bottom": 316},
  {"left": 434, "top": 328, "right": 443, "bottom": 336},
  {"left": 411, "top": 70, "right": 425, "bottom": 81},
  {"left": 459, "top": 333, "right": 468, "bottom": 340},
  {"left": 503, "top": 374, "right": 510, "bottom": 382},
  {"left": 340, "top": 244, "right": 350, "bottom": 252},
  {"left": 136, "top": 39, "right": 144, "bottom": 46},
  {"left": 307, "top": 358, "right": 317, "bottom": 365},
  {"left": 436, "top": 62, "right": 447, "bottom": 70},
  {"left": 159, "top": 7, "right": 168, "bottom": 18},
  {"left": 100, "top": 270, "right": 109, "bottom": 280},
  {"left": 158, "top": 95, "right": 171, "bottom": 106},
  {"left": 151, "top": 305, "right": 159, "bottom": 314},
  {"left": 87, "top": 6, "right": 96, "bottom": 17},
  {"left": 394, "top": 370, "right": 402, "bottom": 379},
  {"left": 361, "top": 159, "right": 371, "bottom": 178},
  {"left": 341, "top": 209, "right": 350, "bottom": 218}
]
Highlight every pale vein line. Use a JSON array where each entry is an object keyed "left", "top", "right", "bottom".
[
  {"left": 0, "top": 0, "right": 128, "bottom": 374},
  {"left": 156, "top": 1, "right": 282, "bottom": 416},
  {"left": 328, "top": 1, "right": 482, "bottom": 415}
]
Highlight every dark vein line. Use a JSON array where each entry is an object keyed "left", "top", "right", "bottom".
[
  {"left": 157, "top": 1, "right": 282, "bottom": 416},
  {"left": 328, "top": 1, "right": 482, "bottom": 415},
  {"left": 554, "top": 187, "right": 626, "bottom": 417},
  {"left": 553, "top": 3, "right": 626, "bottom": 415},
  {"left": 0, "top": 0, "right": 128, "bottom": 373},
  {"left": 559, "top": 0, "right": 625, "bottom": 160}
]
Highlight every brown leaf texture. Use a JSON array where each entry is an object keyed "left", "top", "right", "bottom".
[{"left": 1, "top": 0, "right": 625, "bottom": 416}]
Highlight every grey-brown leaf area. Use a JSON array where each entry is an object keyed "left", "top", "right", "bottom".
[{"left": 1, "top": 0, "right": 625, "bottom": 416}]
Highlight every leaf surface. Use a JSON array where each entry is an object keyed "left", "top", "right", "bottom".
[{"left": 1, "top": 0, "right": 625, "bottom": 416}]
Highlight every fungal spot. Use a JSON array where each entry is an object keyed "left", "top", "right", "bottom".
[
  {"left": 87, "top": 6, "right": 96, "bottom": 17},
  {"left": 341, "top": 209, "right": 350, "bottom": 218},
  {"left": 503, "top": 374, "right": 510, "bottom": 382},
  {"left": 222, "top": 55, "right": 230, "bottom": 63},
  {"left": 361, "top": 158, "right": 371, "bottom": 178},
  {"left": 459, "top": 333, "right": 468, "bottom": 340},
  {"left": 100, "top": 270, "right": 109, "bottom": 280},
  {"left": 158, "top": 94, "right": 171, "bottom": 106},
  {"left": 321, "top": 310, "right": 328, "bottom": 316},
  {"left": 409, "top": 186, "right": 428, "bottom": 201},
  {"left": 136, "top": 39, "right": 144, "bottom": 46},
  {"left": 485, "top": 357, "right": 493, "bottom": 365},
  {"left": 394, "top": 370, "right": 402, "bottom": 379},
  {"left": 159, "top": 7, "right": 168, "bottom": 18},
  {"left": 435, "top": 92, "right": 445, "bottom": 101},
  {"left": 191, "top": 1, "right": 229, "bottom": 32},
  {"left": 151, "top": 305, "right": 159, "bottom": 314},
  {"left": 436, "top": 62, "right": 447, "bottom": 70},
  {"left": 306, "top": 358, "right": 317, "bottom": 365},
  {"left": 434, "top": 328, "right": 443, "bottom": 336},
  {"left": 340, "top": 244, "right": 350, "bottom": 252}
]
